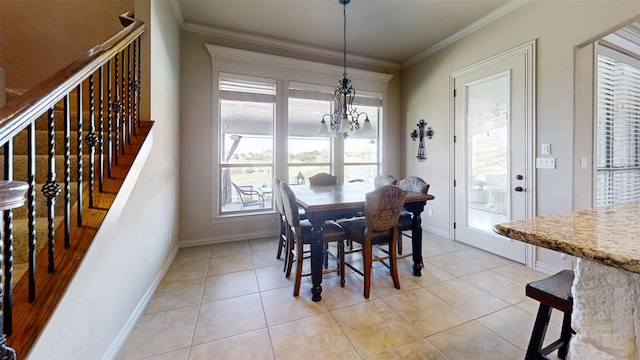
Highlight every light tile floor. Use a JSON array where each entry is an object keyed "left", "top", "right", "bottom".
[{"left": 116, "top": 231, "right": 565, "bottom": 360}]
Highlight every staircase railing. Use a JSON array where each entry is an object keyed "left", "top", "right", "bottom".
[{"left": 0, "top": 12, "right": 146, "bottom": 358}]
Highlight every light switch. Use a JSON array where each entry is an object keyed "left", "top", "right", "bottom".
[
  {"left": 536, "top": 157, "right": 556, "bottom": 169},
  {"left": 541, "top": 144, "right": 551, "bottom": 155}
]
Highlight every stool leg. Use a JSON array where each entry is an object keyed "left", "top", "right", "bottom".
[
  {"left": 526, "top": 303, "right": 552, "bottom": 360},
  {"left": 557, "top": 311, "right": 572, "bottom": 359}
]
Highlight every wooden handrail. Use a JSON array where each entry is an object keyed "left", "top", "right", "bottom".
[
  {"left": 0, "top": 11, "right": 148, "bottom": 358},
  {"left": 0, "top": 12, "right": 144, "bottom": 146}
]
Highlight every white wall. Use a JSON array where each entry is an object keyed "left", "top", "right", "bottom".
[
  {"left": 178, "top": 30, "right": 402, "bottom": 244},
  {"left": 26, "top": 0, "right": 181, "bottom": 358},
  {"left": 402, "top": 0, "right": 640, "bottom": 269}
]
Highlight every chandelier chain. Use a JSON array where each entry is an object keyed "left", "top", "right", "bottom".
[
  {"left": 343, "top": 3, "right": 347, "bottom": 78},
  {"left": 318, "top": 0, "right": 371, "bottom": 138}
]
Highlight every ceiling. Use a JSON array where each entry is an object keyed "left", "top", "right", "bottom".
[{"left": 172, "top": 0, "right": 526, "bottom": 67}]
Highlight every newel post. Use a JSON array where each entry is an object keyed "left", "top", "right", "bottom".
[{"left": 0, "top": 180, "right": 29, "bottom": 360}]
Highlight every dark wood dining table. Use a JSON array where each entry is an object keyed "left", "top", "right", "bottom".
[{"left": 291, "top": 182, "right": 435, "bottom": 301}]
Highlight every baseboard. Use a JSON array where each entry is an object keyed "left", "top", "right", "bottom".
[
  {"left": 533, "top": 260, "right": 561, "bottom": 275},
  {"left": 422, "top": 224, "right": 449, "bottom": 238},
  {"left": 179, "top": 229, "right": 279, "bottom": 247},
  {"left": 102, "top": 243, "right": 179, "bottom": 360}
]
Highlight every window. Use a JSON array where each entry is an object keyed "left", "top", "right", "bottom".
[
  {"left": 595, "top": 45, "right": 640, "bottom": 206},
  {"left": 286, "top": 82, "right": 381, "bottom": 184},
  {"left": 208, "top": 45, "right": 391, "bottom": 216},
  {"left": 219, "top": 74, "right": 275, "bottom": 214},
  {"left": 287, "top": 83, "right": 333, "bottom": 184},
  {"left": 343, "top": 98, "right": 380, "bottom": 182}
]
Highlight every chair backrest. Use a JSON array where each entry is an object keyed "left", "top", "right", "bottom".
[
  {"left": 308, "top": 172, "right": 337, "bottom": 186},
  {"left": 272, "top": 178, "right": 285, "bottom": 216},
  {"left": 374, "top": 174, "right": 397, "bottom": 188},
  {"left": 398, "top": 176, "right": 430, "bottom": 194},
  {"left": 279, "top": 181, "right": 301, "bottom": 227},
  {"left": 365, "top": 185, "right": 407, "bottom": 232},
  {"left": 231, "top": 182, "right": 247, "bottom": 194}
]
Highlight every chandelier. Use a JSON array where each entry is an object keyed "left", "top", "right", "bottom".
[{"left": 318, "top": 0, "right": 371, "bottom": 138}]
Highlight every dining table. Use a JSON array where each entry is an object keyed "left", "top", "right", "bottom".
[{"left": 291, "top": 182, "right": 435, "bottom": 302}]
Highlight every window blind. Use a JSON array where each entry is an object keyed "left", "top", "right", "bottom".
[{"left": 596, "top": 46, "right": 640, "bottom": 206}]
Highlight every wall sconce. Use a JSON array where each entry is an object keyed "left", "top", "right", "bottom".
[{"left": 410, "top": 119, "right": 434, "bottom": 162}]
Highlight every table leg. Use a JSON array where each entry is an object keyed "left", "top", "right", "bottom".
[
  {"left": 309, "top": 216, "right": 324, "bottom": 302},
  {"left": 404, "top": 201, "right": 426, "bottom": 276}
]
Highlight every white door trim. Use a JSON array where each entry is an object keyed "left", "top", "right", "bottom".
[{"left": 448, "top": 40, "right": 537, "bottom": 267}]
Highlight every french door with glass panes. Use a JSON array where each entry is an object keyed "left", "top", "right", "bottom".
[{"left": 452, "top": 42, "right": 535, "bottom": 264}]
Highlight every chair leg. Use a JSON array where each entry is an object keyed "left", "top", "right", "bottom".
[
  {"left": 389, "top": 236, "right": 400, "bottom": 290},
  {"left": 293, "top": 238, "right": 304, "bottom": 296},
  {"left": 397, "top": 234, "right": 403, "bottom": 255},
  {"left": 276, "top": 220, "right": 285, "bottom": 260},
  {"left": 363, "top": 241, "right": 373, "bottom": 298},
  {"left": 557, "top": 311, "right": 572, "bottom": 359},
  {"left": 324, "top": 242, "right": 329, "bottom": 269},
  {"left": 526, "top": 303, "right": 552, "bottom": 360},
  {"left": 285, "top": 232, "right": 294, "bottom": 278},
  {"left": 277, "top": 237, "right": 284, "bottom": 260},
  {"left": 338, "top": 240, "right": 345, "bottom": 287}
]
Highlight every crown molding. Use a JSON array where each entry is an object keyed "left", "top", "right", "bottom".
[
  {"left": 205, "top": 44, "right": 394, "bottom": 88},
  {"left": 403, "top": 0, "right": 530, "bottom": 67},
  {"left": 174, "top": 0, "right": 528, "bottom": 70},
  {"left": 181, "top": 22, "right": 403, "bottom": 71}
]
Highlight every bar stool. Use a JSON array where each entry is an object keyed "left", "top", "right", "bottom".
[{"left": 525, "top": 269, "right": 574, "bottom": 360}]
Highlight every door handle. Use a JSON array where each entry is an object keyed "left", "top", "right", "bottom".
[{"left": 514, "top": 186, "right": 524, "bottom": 192}]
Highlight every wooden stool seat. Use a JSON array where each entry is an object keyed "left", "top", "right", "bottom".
[{"left": 525, "top": 269, "right": 574, "bottom": 360}]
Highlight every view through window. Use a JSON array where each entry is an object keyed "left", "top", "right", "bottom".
[{"left": 218, "top": 75, "right": 382, "bottom": 215}]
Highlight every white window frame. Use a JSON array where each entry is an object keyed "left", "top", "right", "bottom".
[
  {"left": 595, "top": 42, "right": 640, "bottom": 206},
  {"left": 206, "top": 45, "right": 393, "bottom": 221}
]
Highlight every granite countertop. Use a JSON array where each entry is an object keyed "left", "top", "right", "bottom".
[{"left": 493, "top": 200, "right": 640, "bottom": 274}]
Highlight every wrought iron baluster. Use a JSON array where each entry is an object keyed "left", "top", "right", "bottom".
[
  {"left": 76, "top": 84, "right": 83, "bottom": 227},
  {"left": 113, "top": 53, "right": 121, "bottom": 166},
  {"left": 63, "top": 95, "right": 71, "bottom": 248},
  {"left": 98, "top": 66, "right": 105, "bottom": 191},
  {"left": 107, "top": 60, "right": 113, "bottom": 178},
  {"left": 42, "top": 108, "right": 61, "bottom": 273},
  {"left": 135, "top": 37, "right": 141, "bottom": 131},
  {"left": 120, "top": 48, "right": 127, "bottom": 154},
  {"left": 2, "top": 142, "right": 14, "bottom": 337},
  {"left": 86, "top": 74, "right": 98, "bottom": 208},
  {"left": 0, "top": 212, "right": 14, "bottom": 360},
  {"left": 126, "top": 43, "right": 133, "bottom": 145},
  {"left": 27, "top": 123, "right": 36, "bottom": 302}
]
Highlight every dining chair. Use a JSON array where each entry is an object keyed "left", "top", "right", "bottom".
[
  {"left": 231, "top": 182, "right": 265, "bottom": 209},
  {"left": 374, "top": 174, "right": 397, "bottom": 188},
  {"left": 396, "top": 176, "right": 430, "bottom": 256},
  {"left": 308, "top": 172, "right": 338, "bottom": 186},
  {"left": 279, "top": 181, "right": 346, "bottom": 296},
  {"left": 272, "top": 178, "right": 290, "bottom": 270},
  {"left": 338, "top": 185, "right": 407, "bottom": 298}
]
